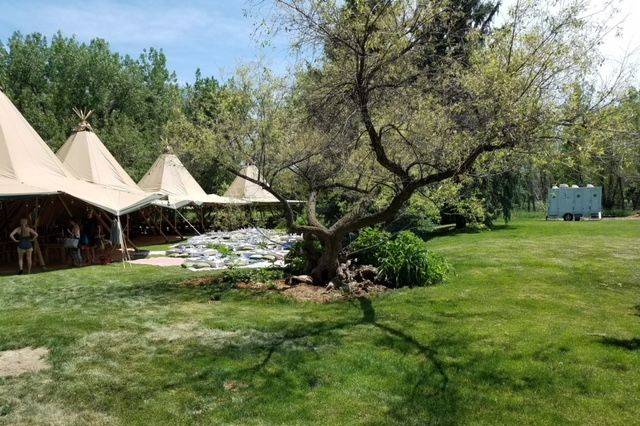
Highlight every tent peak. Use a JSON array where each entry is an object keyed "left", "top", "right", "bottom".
[{"left": 72, "top": 108, "right": 94, "bottom": 132}]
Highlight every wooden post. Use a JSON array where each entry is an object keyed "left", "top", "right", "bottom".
[
  {"left": 141, "top": 209, "right": 168, "bottom": 243},
  {"left": 162, "top": 210, "right": 183, "bottom": 240},
  {"left": 34, "top": 197, "right": 46, "bottom": 267},
  {"left": 96, "top": 210, "right": 139, "bottom": 252}
]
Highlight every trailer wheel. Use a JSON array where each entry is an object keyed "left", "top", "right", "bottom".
[{"left": 563, "top": 213, "right": 574, "bottom": 221}]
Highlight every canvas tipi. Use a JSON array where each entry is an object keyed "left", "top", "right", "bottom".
[
  {"left": 223, "top": 164, "right": 280, "bottom": 204},
  {"left": 56, "top": 109, "right": 144, "bottom": 194},
  {"left": 139, "top": 145, "right": 243, "bottom": 208},
  {"left": 0, "top": 91, "right": 160, "bottom": 215}
]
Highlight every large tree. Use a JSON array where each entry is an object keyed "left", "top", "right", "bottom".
[{"left": 209, "top": 0, "right": 616, "bottom": 283}]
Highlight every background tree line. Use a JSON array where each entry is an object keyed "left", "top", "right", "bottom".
[{"left": 0, "top": 0, "right": 638, "bottom": 236}]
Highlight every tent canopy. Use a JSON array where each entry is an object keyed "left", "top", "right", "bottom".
[
  {"left": 56, "top": 110, "right": 144, "bottom": 194},
  {"left": 138, "top": 148, "right": 244, "bottom": 209},
  {"left": 223, "top": 164, "right": 280, "bottom": 204},
  {"left": 0, "top": 91, "right": 161, "bottom": 215}
]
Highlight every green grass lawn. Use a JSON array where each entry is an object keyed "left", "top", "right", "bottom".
[
  {"left": 0, "top": 215, "right": 639, "bottom": 425},
  {"left": 136, "top": 242, "right": 175, "bottom": 252}
]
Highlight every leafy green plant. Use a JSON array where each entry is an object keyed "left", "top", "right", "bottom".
[
  {"left": 603, "top": 209, "right": 633, "bottom": 218},
  {"left": 377, "top": 231, "right": 450, "bottom": 288},
  {"left": 285, "top": 239, "right": 323, "bottom": 275},
  {"left": 219, "top": 268, "right": 284, "bottom": 285},
  {"left": 349, "top": 228, "right": 392, "bottom": 266},
  {"left": 207, "top": 207, "right": 250, "bottom": 231},
  {"left": 207, "top": 243, "right": 234, "bottom": 256}
]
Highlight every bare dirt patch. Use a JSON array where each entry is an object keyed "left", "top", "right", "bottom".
[
  {"left": 235, "top": 279, "right": 346, "bottom": 303},
  {"left": 181, "top": 275, "right": 389, "bottom": 303},
  {"left": 0, "top": 347, "right": 50, "bottom": 378},
  {"left": 283, "top": 283, "right": 347, "bottom": 303},
  {"left": 239, "top": 280, "right": 388, "bottom": 303}
]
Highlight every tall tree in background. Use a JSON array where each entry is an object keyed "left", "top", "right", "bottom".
[{"left": 0, "top": 32, "right": 180, "bottom": 181}]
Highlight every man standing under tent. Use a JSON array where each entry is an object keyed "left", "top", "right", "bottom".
[{"left": 9, "top": 218, "right": 38, "bottom": 274}]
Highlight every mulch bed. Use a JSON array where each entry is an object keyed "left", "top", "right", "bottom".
[{"left": 179, "top": 276, "right": 388, "bottom": 303}]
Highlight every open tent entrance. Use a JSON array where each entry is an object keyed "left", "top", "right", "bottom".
[{"left": 0, "top": 194, "right": 141, "bottom": 272}]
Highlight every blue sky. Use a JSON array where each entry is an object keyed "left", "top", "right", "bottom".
[
  {"left": 0, "top": 0, "right": 293, "bottom": 84},
  {"left": 0, "top": 0, "right": 638, "bottom": 85}
]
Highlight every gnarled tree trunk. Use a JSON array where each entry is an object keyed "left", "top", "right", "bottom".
[{"left": 310, "top": 234, "right": 342, "bottom": 284}]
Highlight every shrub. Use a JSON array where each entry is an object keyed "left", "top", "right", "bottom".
[
  {"left": 219, "top": 268, "right": 284, "bottom": 285},
  {"left": 284, "top": 239, "right": 323, "bottom": 275},
  {"left": 349, "top": 227, "right": 392, "bottom": 266},
  {"left": 377, "top": 231, "right": 450, "bottom": 288},
  {"left": 603, "top": 209, "right": 633, "bottom": 218},
  {"left": 208, "top": 207, "right": 250, "bottom": 231}
]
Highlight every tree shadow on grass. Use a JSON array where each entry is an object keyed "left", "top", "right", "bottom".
[
  {"left": 599, "top": 337, "right": 640, "bottom": 351},
  {"left": 356, "top": 297, "right": 462, "bottom": 424},
  {"left": 205, "top": 296, "right": 463, "bottom": 424},
  {"left": 422, "top": 223, "right": 516, "bottom": 242}
]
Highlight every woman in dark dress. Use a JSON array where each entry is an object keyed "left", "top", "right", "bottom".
[{"left": 80, "top": 210, "right": 99, "bottom": 265}]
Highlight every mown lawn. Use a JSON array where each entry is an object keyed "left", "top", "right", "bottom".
[{"left": 0, "top": 214, "right": 639, "bottom": 425}]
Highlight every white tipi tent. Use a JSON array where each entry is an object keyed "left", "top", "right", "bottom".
[
  {"left": 56, "top": 109, "right": 144, "bottom": 194},
  {"left": 0, "top": 91, "right": 160, "bottom": 215},
  {"left": 138, "top": 146, "right": 244, "bottom": 209},
  {"left": 223, "top": 164, "right": 280, "bottom": 204}
]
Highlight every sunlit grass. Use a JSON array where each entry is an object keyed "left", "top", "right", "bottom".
[{"left": 0, "top": 214, "right": 638, "bottom": 424}]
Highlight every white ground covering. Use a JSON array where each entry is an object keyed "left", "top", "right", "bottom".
[{"left": 167, "top": 228, "right": 301, "bottom": 271}]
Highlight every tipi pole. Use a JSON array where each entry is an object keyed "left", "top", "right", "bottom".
[
  {"left": 176, "top": 209, "right": 201, "bottom": 236},
  {"left": 161, "top": 209, "right": 183, "bottom": 240}
]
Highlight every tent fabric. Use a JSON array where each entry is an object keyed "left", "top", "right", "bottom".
[
  {"left": 138, "top": 152, "right": 244, "bottom": 209},
  {"left": 0, "top": 90, "right": 161, "bottom": 215},
  {"left": 57, "top": 130, "right": 143, "bottom": 193},
  {"left": 223, "top": 165, "right": 280, "bottom": 204}
]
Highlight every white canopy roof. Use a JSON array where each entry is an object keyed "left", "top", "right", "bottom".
[
  {"left": 138, "top": 150, "right": 245, "bottom": 209},
  {"left": 223, "top": 164, "right": 280, "bottom": 204},
  {"left": 0, "top": 90, "right": 161, "bottom": 214}
]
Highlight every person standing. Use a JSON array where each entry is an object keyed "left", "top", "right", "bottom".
[
  {"left": 80, "top": 210, "right": 99, "bottom": 265},
  {"left": 65, "top": 219, "right": 82, "bottom": 266},
  {"left": 9, "top": 218, "right": 38, "bottom": 274}
]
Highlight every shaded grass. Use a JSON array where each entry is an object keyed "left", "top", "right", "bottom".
[{"left": 0, "top": 215, "right": 639, "bottom": 424}]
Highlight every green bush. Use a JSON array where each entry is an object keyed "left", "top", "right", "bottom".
[
  {"left": 208, "top": 207, "right": 250, "bottom": 231},
  {"left": 603, "top": 209, "right": 633, "bottom": 218},
  {"left": 349, "top": 227, "right": 392, "bottom": 265},
  {"left": 348, "top": 228, "right": 450, "bottom": 288},
  {"left": 284, "top": 239, "right": 323, "bottom": 275},
  {"left": 377, "top": 231, "right": 450, "bottom": 288},
  {"left": 219, "top": 268, "right": 284, "bottom": 285}
]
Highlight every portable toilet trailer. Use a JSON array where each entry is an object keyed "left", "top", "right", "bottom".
[{"left": 547, "top": 184, "right": 602, "bottom": 221}]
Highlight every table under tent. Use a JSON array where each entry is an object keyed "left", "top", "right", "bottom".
[
  {"left": 0, "top": 91, "right": 162, "bottom": 271},
  {"left": 135, "top": 145, "right": 247, "bottom": 242}
]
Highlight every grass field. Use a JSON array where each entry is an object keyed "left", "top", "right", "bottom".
[{"left": 0, "top": 214, "right": 639, "bottom": 425}]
